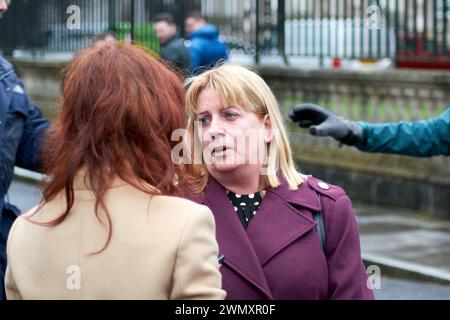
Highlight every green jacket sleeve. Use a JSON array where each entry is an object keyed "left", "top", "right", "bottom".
[{"left": 356, "top": 108, "right": 450, "bottom": 157}]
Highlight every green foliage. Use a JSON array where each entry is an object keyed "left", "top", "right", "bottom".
[{"left": 113, "top": 22, "right": 160, "bottom": 55}]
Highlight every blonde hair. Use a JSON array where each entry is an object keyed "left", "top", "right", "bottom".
[{"left": 185, "top": 64, "right": 307, "bottom": 192}]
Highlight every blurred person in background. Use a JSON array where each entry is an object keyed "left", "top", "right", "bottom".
[
  {"left": 154, "top": 12, "right": 191, "bottom": 77},
  {"left": 0, "top": 0, "right": 50, "bottom": 300},
  {"left": 185, "top": 11, "right": 228, "bottom": 74},
  {"left": 5, "top": 43, "right": 225, "bottom": 300},
  {"left": 290, "top": 103, "right": 450, "bottom": 157},
  {"left": 91, "top": 32, "right": 117, "bottom": 48}
]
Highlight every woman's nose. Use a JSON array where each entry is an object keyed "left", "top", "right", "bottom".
[{"left": 206, "top": 118, "right": 225, "bottom": 141}]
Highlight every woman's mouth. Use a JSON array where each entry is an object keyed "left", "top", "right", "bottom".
[{"left": 211, "top": 146, "right": 228, "bottom": 156}]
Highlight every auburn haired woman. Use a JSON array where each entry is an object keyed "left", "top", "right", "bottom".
[
  {"left": 5, "top": 44, "right": 225, "bottom": 300},
  {"left": 185, "top": 65, "right": 374, "bottom": 300}
]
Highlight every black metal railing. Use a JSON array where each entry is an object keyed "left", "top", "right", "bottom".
[
  {"left": 205, "top": 0, "right": 450, "bottom": 68},
  {"left": 0, "top": 0, "right": 201, "bottom": 56},
  {"left": 1, "top": 0, "right": 449, "bottom": 69}
]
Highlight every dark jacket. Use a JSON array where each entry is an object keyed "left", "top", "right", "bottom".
[
  {"left": 160, "top": 35, "right": 191, "bottom": 76},
  {"left": 0, "top": 55, "right": 50, "bottom": 299},
  {"left": 193, "top": 176, "right": 374, "bottom": 300},
  {"left": 356, "top": 108, "right": 450, "bottom": 157},
  {"left": 188, "top": 24, "right": 229, "bottom": 74}
]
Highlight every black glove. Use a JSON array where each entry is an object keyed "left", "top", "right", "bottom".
[{"left": 289, "top": 103, "right": 363, "bottom": 146}]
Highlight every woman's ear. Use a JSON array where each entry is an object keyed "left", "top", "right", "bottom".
[{"left": 263, "top": 114, "right": 273, "bottom": 143}]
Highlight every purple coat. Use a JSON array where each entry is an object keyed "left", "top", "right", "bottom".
[{"left": 193, "top": 176, "right": 374, "bottom": 300}]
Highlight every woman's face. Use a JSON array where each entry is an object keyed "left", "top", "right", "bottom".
[{"left": 195, "top": 87, "right": 272, "bottom": 174}]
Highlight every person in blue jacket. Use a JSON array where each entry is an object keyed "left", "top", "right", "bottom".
[
  {"left": 290, "top": 103, "right": 450, "bottom": 157},
  {"left": 0, "top": 0, "right": 50, "bottom": 299},
  {"left": 185, "top": 11, "right": 228, "bottom": 74}
]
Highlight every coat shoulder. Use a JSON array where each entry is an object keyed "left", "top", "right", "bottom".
[
  {"left": 152, "top": 195, "right": 213, "bottom": 220},
  {"left": 6, "top": 214, "right": 32, "bottom": 259},
  {"left": 306, "top": 176, "right": 348, "bottom": 201},
  {"left": 305, "top": 177, "right": 355, "bottom": 231}
]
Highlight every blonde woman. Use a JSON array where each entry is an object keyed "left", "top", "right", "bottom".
[{"left": 184, "top": 65, "right": 374, "bottom": 300}]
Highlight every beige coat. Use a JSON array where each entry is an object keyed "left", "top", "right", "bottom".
[{"left": 5, "top": 174, "right": 225, "bottom": 300}]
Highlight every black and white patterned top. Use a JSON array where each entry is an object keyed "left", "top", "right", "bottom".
[{"left": 226, "top": 190, "right": 264, "bottom": 229}]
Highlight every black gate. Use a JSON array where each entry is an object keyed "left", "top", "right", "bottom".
[{"left": 0, "top": 0, "right": 201, "bottom": 56}]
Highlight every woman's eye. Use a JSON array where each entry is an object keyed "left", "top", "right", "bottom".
[
  {"left": 225, "top": 112, "right": 238, "bottom": 120},
  {"left": 198, "top": 118, "right": 210, "bottom": 126}
]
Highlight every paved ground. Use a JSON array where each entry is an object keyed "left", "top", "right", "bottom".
[
  {"left": 355, "top": 205, "right": 450, "bottom": 284},
  {"left": 6, "top": 174, "right": 450, "bottom": 300},
  {"left": 374, "top": 277, "right": 450, "bottom": 300}
]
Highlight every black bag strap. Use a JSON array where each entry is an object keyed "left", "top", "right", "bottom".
[{"left": 312, "top": 193, "right": 327, "bottom": 255}]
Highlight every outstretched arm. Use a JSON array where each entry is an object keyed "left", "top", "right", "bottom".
[
  {"left": 356, "top": 108, "right": 450, "bottom": 157},
  {"left": 290, "top": 104, "right": 450, "bottom": 157}
]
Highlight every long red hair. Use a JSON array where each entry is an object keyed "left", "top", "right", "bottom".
[{"left": 34, "top": 44, "right": 192, "bottom": 252}]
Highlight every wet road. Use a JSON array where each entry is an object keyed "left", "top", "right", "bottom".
[{"left": 375, "top": 277, "right": 450, "bottom": 300}]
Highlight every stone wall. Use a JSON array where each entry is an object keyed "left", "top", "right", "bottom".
[
  {"left": 254, "top": 65, "right": 450, "bottom": 217},
  {"left": 12, "top": 58, "right": 65, "bottom": 119},
  {"left": 10, "top": 57, "right": 450, "bottom": 217}
]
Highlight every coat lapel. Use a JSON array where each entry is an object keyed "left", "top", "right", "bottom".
[
  {"left": 202, "top": 178, "right": 274, "bottom": 300},
  {"left": 247, "top": 177, "right": 321, "bottom": 266}
]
